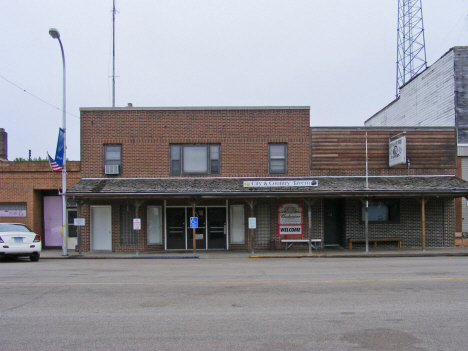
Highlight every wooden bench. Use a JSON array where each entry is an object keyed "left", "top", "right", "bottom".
[
  {"left": 349, "top": 237, "right": 403, "bottom": 250},
  {"left": 281, "top": 239, "right": 322, "bottom": 251}
]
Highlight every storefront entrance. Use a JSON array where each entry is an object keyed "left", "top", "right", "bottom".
[{"left": 166, "top": 207, "right": 227, "bottom": 250}]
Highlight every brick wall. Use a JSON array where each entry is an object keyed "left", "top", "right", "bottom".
[
  {"left": 80, "top": 107, "right": 310, "bottom": 178},
  {"left": 0, "top": 161, "right": 81, "bottom": 236},
  {"left": 345, "top": 198, "right": 453, "bottom": 248}
]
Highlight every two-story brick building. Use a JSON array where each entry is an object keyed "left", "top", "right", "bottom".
[{"left": 66, "top": 106, "right": 468, "bottom": 252}]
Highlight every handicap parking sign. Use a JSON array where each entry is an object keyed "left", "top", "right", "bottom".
[{"left": 190, "top": 217, "right": 198, "bottom": 228}]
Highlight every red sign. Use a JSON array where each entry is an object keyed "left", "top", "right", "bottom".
[{"left": 277, "top": 203, "right": 303, "bottom": 235}]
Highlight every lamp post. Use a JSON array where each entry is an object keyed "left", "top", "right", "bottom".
[{"left": 49, "top": 28, "right": 67, "bottom": 256}]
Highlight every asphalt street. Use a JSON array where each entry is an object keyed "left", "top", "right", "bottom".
[{"left": 1, "top": 256, "right": 468, "bottom": 350}]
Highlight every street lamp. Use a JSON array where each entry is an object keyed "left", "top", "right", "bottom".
[{"left": 49, "top": 28, "right": 67, "bottom": 256}]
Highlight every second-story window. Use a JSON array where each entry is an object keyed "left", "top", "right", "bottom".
[
  {"left": 170, "top": 144, "right": 220, "bottom": 175},
  {"left": 269, "top": 143, "right": 287, "bottom": 174},
  {"left": 104, "top": 144, "right": 121, "bottom": 175}
]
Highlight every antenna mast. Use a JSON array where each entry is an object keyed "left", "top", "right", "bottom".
[
  {"left": 112, "top": 0, "right": 116, "bottom": 107},
  {"left": 396, "top": 0, "right": 427, "bottom": 98}
]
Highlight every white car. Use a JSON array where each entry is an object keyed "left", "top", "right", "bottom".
[{"left": 0, "top": 223, "right": 41, "bottom": 261}]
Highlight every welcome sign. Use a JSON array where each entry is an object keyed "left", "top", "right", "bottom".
[{"left": 278, "top": 203, "right": 304, "bottom": 236}]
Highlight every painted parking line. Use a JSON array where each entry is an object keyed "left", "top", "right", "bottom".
[{"left": 1, "top": 277, "right": 468, "bottom": 286}]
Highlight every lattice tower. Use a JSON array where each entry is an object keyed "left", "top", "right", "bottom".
[{"left": 396, "top": 0, "right": 427, "bottom": 97}]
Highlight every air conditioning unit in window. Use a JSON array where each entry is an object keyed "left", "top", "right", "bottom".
[{"left": 105, "top": 164, "right": 120, "bottom": 175}]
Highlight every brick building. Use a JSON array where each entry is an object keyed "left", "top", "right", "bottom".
[
  {"left": 0, "top": 132, "right": 81, "bottom": 247},
  {"left": 66, "top": 106, "right": 468, "bottom": 252}
]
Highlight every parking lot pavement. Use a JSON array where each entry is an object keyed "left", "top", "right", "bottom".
[{"left": 38, "top": 246, "right": 468, "bottom": 259}]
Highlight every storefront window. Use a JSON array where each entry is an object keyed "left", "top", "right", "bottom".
[{"left": 361, "top": 200, "right": 400, "bottom": 223}]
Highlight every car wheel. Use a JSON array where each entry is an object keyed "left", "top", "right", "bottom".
[{"left": 30, "top": 253, "right": 40, "bottom": 262}]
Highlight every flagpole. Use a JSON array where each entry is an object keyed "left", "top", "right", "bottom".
[{"left": 49, "top": 28, "right": 68, "bottom": 256}]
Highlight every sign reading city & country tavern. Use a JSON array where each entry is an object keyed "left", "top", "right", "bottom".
[
  {"left": 243, "top": 180, "right": 318, "bottom": 187},
  {"left": 277, "top": 203, "right": 304, "bottom": 235}
]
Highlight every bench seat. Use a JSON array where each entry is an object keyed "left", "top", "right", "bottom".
[
  {"left": 281, "top": 239, "right": 322, "bottom": 251},
  {"left": 349, "top": 237, "right": 403, "bottom": 250}
]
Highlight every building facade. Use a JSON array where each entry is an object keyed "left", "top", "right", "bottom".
[
  {"left": 365, "top": 46, "right": 468, "bottom": 234},
  {"left": 66, "top": 106, "right": 468, "bottom": 252},
  {"left": 0, "top": 151, "right": 81, "bottom": 247}
]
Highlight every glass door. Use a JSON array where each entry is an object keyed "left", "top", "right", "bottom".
[
  {"left": 208, "top": 208, "right": 226, "bottom": 249},
  {"left": 166, "top": 208, "right": 186, "bottom": 249}
]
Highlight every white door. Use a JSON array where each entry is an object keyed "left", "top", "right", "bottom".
[{"left": 91, "top": 206, "right": 112, "bottom": 250}]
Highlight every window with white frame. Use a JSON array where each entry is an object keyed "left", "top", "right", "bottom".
[
  {"left": 147, "top": 206, "right": 163, "bottom": 245},
  {"left": 269, "top": 143, "right": 287, "bottom": 174},
  {"left": 170, "top": 144, "right": 220, "bottom": 175},
  {"left": 230, "top": 205, "right": 245, "bottom": 244},
  {"left": 104, "top": 144, "right": 122, "bottom": 175}
]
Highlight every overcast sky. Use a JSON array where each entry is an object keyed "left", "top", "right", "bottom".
[{"left": 2, "top": 0, "right": 468, "bottom": 161}]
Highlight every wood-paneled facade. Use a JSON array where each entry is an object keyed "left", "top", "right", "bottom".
[{"left": 310, "top": 127, "right": 456, "bottom": 176}]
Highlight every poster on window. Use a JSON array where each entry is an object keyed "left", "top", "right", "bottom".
[{"left": 278, "top": 203, "right": 303, "bottom": 235}]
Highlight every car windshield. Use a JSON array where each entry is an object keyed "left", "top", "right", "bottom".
[{"left": 0, "top": 224, "right": 32, "bottom": 233}]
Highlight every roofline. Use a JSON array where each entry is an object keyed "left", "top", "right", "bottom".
[
  {"left": 79, "top": 106, "right": 310, "bottom": 112},
  {"left": 77, "top": 175, "right": 455, "bottom": 180},
  {"left": 365, "top": 46, "right": 461, "bottom": 125},
  {"left": 311, "top": 126, "right": 456, "bottom": 132},
  {"left": 66, "top": 190, "right": 468, "bottom": 198}
]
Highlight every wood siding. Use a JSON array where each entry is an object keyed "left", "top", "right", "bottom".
[{"left": 310, "top": 128, "right": 457, "bottom": 176}]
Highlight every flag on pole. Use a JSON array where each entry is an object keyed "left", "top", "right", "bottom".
[
  {"left": 55, "top": 128, "right": 64, "bottom": 168},
  {"left": 48, "top": 152, "right": 62, "bottom": 172}
]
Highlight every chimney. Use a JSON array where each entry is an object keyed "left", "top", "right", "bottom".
[{"left": 0, "top": 128, "right": 7, "bottom": 161}]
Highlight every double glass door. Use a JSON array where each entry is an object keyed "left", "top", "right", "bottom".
[{"left": 166, "top": 207, "right": 226, "bottom": 250}]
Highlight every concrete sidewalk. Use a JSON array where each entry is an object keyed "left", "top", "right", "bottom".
[{"left": 39, "top": 247, "right": 468, "bottom": 259}]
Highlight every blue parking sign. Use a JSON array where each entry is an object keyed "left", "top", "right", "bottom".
[{"left": 190, "top": 217, "right": 198, "bottom": 228}]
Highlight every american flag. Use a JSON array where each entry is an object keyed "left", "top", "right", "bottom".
[{"left": 48, "top": 153, "right": 62, "bottom": 172}]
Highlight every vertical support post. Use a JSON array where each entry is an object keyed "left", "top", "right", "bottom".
[
  {"left": 422, "top": 196, "right": 426, "bottom": 251},
  {"left": 132, "top": 200, "right": 143, "bottom": 256},
  {"left": 246, "top": 200, "right": 256, "bottom": 255},
  {"left": 365, "top": 199, "right": 369, "bottom": 253},
  {"left": 307, "top": 201, "right": 312, "bottom": 254},
  {"left": 76, "top": 201, "right": 82, "bottom": 256},
  {"left": 192, "top": 203, "right": 196, "bottom": 253},
  {"left": 135, "top": 204, "right": 139, "bottom": 256},
  {"left": 250, "top": 202, "right": 255, "bottom": 255}
]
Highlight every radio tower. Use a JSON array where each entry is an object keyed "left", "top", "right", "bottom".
[{"left": 396, "top": 0, "right": 427, "bottom": 97}]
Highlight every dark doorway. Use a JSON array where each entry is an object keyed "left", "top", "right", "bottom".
[
  {"left": 166, "top": 208, "right": 186, "bottom": 249},
  {"left": 207, "top": 207, "right": 226, "bottom": 249},
  {"left": 324, "top": 199, "right": 345, "bottom": 246}
]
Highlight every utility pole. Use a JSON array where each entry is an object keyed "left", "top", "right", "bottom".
[{"left": 112, "top": 0, "right": 116, "bottom": 107}]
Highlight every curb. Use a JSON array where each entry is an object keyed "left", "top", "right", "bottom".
[
  {"left": 61, "top": 255, "right": 200, "bottom": 259},
  {"left": 248, "top": 252, "right": 468, "bottom": 259}
]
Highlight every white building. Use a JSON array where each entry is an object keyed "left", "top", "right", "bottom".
[{"left": 365, "top": 46, "right": 468, "bottom": 232}]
